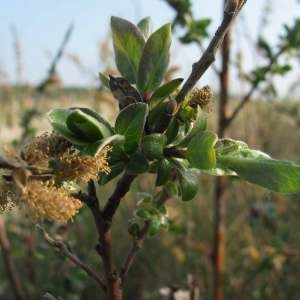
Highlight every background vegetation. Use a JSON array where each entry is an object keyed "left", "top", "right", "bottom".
[{"left": 1, "top": 1, "right": 300, "bottom": 300}]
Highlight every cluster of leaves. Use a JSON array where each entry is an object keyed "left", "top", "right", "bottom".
[
  {"left": 164, "top": 0, "right": 211, "bottom": 44},
  {"left": 248, "top": 17, "right": 300, "bottom": 92},
  {"left": 129, "top": 193, "right": 169, "bottom": 237},
  {"left": 48, "top": 16, "right": 300, "bottom": 236}
]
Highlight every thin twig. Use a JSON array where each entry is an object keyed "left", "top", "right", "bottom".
[
  {"left": 196, "top": 40, "right": 221, "bottom": 76},
  {"left": 0, "top": 156, "right": 18, "bottom": 170},
  {"left": 37, "top": 23, "right": 74, "bottom": 92},
  {"left": 77, "top": 177, "right": 135, "bottom": 300},
  {"left": 0, "top": 216, "right": 25, "bottom": 300},
  {"left": 102, "top": 173, "right": 136, "bottom": 225},
  {"left": 120, "top": 221, "right": 150, "bottom": 285},
  {"left": 175, "top": 0, "right": 247, "bottom": 104},
  {"left": 37, "top": 225, "right": 107, "bottom": 292},
  {"left": 120, "top": 188, "right": 171, "bottom": 284},
  {"left": 225, "top": 46, "right": 286, "bottom": 127}
]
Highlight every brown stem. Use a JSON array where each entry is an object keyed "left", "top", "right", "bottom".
[
  {"left": 163, "top": 147, "right": 187, "bottom": 159},
  {"left": 102, "top": 173, "right": 136, "bottom": 225},
  {"left": 213, "top": 176, "right": 227, "bottom": 300},
  {"left": 212, "top": 2, "right": 233, "bottom": 299},
  {"left": 120, "top": 222, "right": 150, "bottom": 285},
  {"left": 37, "top": 225, "right": 107, "bottom": 292},
  {"left": 0, "top": 216, "right": 25, "bottom": 300},
  {"left": 78, "top": 176, "right": 136, "bottom": 300},
  {"left": 175, "top": 0, "right": 246, "bottom": 104}
]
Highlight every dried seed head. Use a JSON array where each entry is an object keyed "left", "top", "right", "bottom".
[
  {"left": 189, "top": 86, "right": 214, "bottom": 112},
  {"left": 57, "top": 146, "right": 111, "bottom": 183},
  {"left": 22, "top": 180, "right": 83, "bottom": 223}
]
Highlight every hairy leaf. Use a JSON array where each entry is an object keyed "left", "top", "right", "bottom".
[
  {"left": 178, "top": 168, "right": 199, "bottom": 201},
  {"left": 149, "top": 78, "right": 183, "bottom": 108},
  {"left": 111, "top": 16, "right": 145, "bottom": 83},
  {"left": 137, "top": 23, "right": 172, "bottom": 92},
  {"left": 186, "top": 131, "right": 217, "bottom": 169},
  {"left": 137, "top": 17, "right": 153, "bottom": 40},
  {"left": 115, "top": 103, "right": 148, "bottom": 153},
  {"left": 66, "top": 109, "right": 111, "bottom": 142},
  {"left": 47, "top": 108, "right": 88, "bottom": 145}
]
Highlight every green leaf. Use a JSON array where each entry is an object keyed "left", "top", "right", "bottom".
[
  {"left": 127, "top": 152, "right": 149, "bottom": 174},
  {"left": 137, "top": 17, "right": 152, "bottom": 40},
  {"left": 156, "top": 158, "right": 172, "bottom": 186},
  {"left": 216, "top": 141, "right": 300, "bottom": 193},
  {"left": 111, "top": 16, "right": 145, "bottom": 83},
  {"left": 137, "top": 23, "right": 172, "bottom": 92},
  {"left": 178, "top": 168, "right": 199, "bottom": 201},
  {"left": 79, "top": 135, "right": 124, "bottom": 156},
  {"left": 142, "top": 134, "right": 166, "bottom": 160},
  {"left": 99, "top": 161, "right": 125, "bottom": 185},
  {"left": 135, "top": 208, "right": 152, "bottom": 220},
  {"left": 47, "top": 108, "right": 88, "bottom": 145},
  {"left": 186, "top": 131, "right": 217, "bottom": 169},
  {"left": 99, "top": 72, "right": 110, "bottom": 88},
  {"left": 257, "top": 38, "right": 273, "bottom": 58},
  {"left": 149, "top": 218, "right": 162, "bottom": 236},
  {"left": 180, "top": 19, "right": 211, "bottom": 44},
  {"left": 272, "top": 64, "right": 292, "bottom": 76},
  {"left": 177, "top": 107, "right": 207, "bottom": 147},
  {"left": 128, "top": 220, "right": 141, "bottom": 237},
  {"left": 148, "top": 100, "right": 177, "bottom": 133},
  {"left": 165, "top": 118, "right": 180, "bottom": 144},
  {"left": 70, "top": 107, "right": 113, "bottom": 134},
  {"left": 66, "top": 109, "right": 111, "bottom": 143},
  {"left": 115, "top": 103, "right": 149, "bottom": 153},
  {"left": 149, "top": 78, "right": 183, "bottom": 108},
  {"left": 98, "top": 141, "right": 127, "bottom": 185}
]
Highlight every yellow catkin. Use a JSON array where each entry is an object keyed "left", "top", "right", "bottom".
[
  {"left": 22, "top": 132, "right": 71, "bottom": 167},
  {"left": 0, "top": 180, "right": 17, "bottom": 213},
  {"left": 189, "top": 86, "right": 214, "bottom": 112},
  {"left": 57, "top": 146, "right": 111, "bottom": 183},
  {"left": 22, "top": 180, "right": 83, "bottom": 223}
]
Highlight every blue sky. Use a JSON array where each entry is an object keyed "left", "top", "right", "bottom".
[{"left": 0, "top": 0, "right": 299, "bottom": 95}]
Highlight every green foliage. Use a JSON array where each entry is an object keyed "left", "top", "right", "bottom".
[
  {"left": 2, "top": 9, "right": 300, "bottom": 300},
  {"left": 156, "top": 158, "right": 172, "bottom": 186},
  {"left": 137, "top": 17, "right": 153, "bottom": 40},
  {"left": 165, "top": 0, "right": 192, "bottom": 26},
  {"left": 46, "top": 16, "right": 300, "bottom": 231},
  {"left": 178, "top": 167, "right": 199, "bottom": 201},
  {"left": 127, "top": 152, "right": 149, "bottom": 174},
  {"left": 282, "top": 18, "right": 300, "bottom": 50},
  {"left": 115, "top": 103, "right": 148, "bottom": 153},
  {"left": 216, "top": 139, "right": 300, "bottom": 193},
  {"left": 137, "top": 23, "right": 172, "bottom": 92},
  {"left": 186, "top": 131, "right": 217, "bottom": 170},
  {"left": 99, "top": 72, "right": 110, "bottom": 88},
  {"left": 180, "top": 19, "right": 211, "bottom": 44},
  {"left": 149, "top": 78, "right": 183, "bottom": 108},
  {"left": 111, "top": 17, "right": 145, "bottom": 83},
  {"left": 141, "top": 134, "right": 166, "bottom": 160},
  {"left": 66, "top": 109, "right": 111, "bottom": 142},
  {"left": 257, "top": 38, "right": 273, "bottom": 58},
  {"left": 129, "top": 193, "right": 169, "bottom": 237}
]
